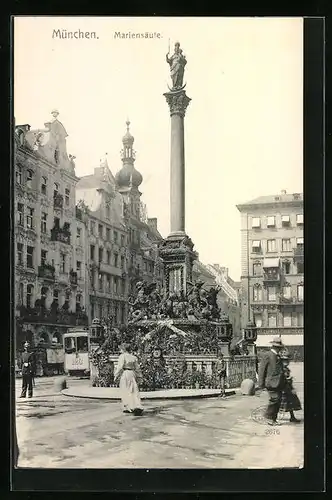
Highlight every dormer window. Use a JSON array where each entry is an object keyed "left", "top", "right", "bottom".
[
  {"left": 65, "top": 188, "right": 70, "bottom": 206},
  {"left": 54, "top": 148, "right": 59, "bottom": 164},
  {"left": 26, "top": 170, "right": 33, "bottom": 188}
]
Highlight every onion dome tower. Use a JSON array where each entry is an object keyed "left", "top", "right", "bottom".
[{"left": 115, "top": 120, "right": 143, "bottom": 219}]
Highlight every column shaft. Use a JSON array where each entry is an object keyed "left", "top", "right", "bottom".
[{"left": 170, "top": 114, "right": 185, "bottom": 235}]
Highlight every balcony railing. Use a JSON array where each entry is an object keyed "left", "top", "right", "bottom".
[
  {"left": 54, "top": 194, "right": 64, "bottom": 209},
  {"left": 38, "top": 264, "right": 55, "bottom": 280},
  {"left": 263, "top": 271, "right": 281, "bottom": 284},
  {"left": 257, "top": 327, "right": 303, "bottom": 336},
  {"left": 279, "top": 296, "right": 304, "bottom": 305},
  {"left": 293, "top": 246, "right": 304, "bottom": 263},
  {"left": 51, "top": 228, "right": 71, "bottom": 244},
  {"left": 17, "top": 306, "right": 88, "bottom": 326}
]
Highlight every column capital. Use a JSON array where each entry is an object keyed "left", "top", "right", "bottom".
[{"left": 163, "top": 89, "right": 191, "bottom": 117}]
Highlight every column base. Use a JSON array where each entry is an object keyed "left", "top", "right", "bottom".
[{"left": 168, "top": 230, "right": 187, "bottom": 239}]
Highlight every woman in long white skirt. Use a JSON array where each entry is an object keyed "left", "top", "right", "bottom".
[{"left": 114, "top": 342, "right": 143, "bottom": 416}]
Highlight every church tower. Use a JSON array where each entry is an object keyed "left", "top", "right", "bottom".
[{"left": 115, "top": 120, "right": 143, "bottom": 220}]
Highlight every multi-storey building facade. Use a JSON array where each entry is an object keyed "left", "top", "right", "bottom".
[
  {"left": 237, "top": 191, "right": 304, "bottom": 356},
  {"left": 14, "top": 111, "right": 88, "bottom": 350},
  {"left": 76, "top": 121, "right": 164, "bottom": 326},
  {"left": 192, "top": 261, "right": 242, "bottom": 342}
]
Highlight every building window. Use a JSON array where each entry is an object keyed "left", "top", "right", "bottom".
[
  {"left": 54, "top": 183, "right": 59, "bottom": 198},
  {"left": 19, "top": 282, "right": 24, "bottom": 305},
  {"left": 267, "top": 286, "right": 276, "bottom": 301},
  {"left": 296, "top": 237, "right": 304, "bottom": 248},
  {"left": 105, "top": 205, "right": 110, "bottom": 219},
  {"left": 76, "top": 294, "right": 82, "bottom": 311},
  {"left": 114, "top": 277, "right": 118, "bottom": 294},
  {"left": 26, "top": 284, "right": 34, "bottom": 308},
  {"left": 282, "top": 284, "right": 291, "bottom": 299},
  {"left": 98, "top": 224, "right": 103, "bottom": 238},
  {"left": 268, "top": 313, "right": 277, "bottom": 327},
  {"left": 65, "top": 188, "right": 70, "bottom": 206},
  {"left": 76, "top": 227, "right": 81, "bottom": 244},
  {"left": 90, "top": 269, "right": 95, "bottom": 288},
  {"left": 40, "top": 212, "right": 47, "bottom": 233},
  {"left": 283, "top": 312, "right": 292, "bottom": 327},
  {"left": 252, "top": 240, "right": 261, "bottom": 253},
  {"left": 121, "top": 234, "right": 125, "bottom": 246},
  {"left": 282, "top": 261, "right": 291, "bottom": 274},
  {"left": 17, "top": 203, "right": 24, "bottom": 226},
  {"left": 107, "top": 250, "right": 111, "bottom": 265},
  {"left": 53, "top": 289, "right": 59, "bottom": 305},
  {"left": 254, "top": 314, "right": 262, "bottom": 328},
  {"left": 297, "top": 284, "right": 304, "bottom": 301},
  {"left": 282, "top": 239, "right": 291, "bottom": 252},
  {"left": 90, "top": 221, "right": 95, "bottom": 234},
  {"left": 296, "top": 214, "right": 303, "bottom": 225},
  {"left": 41, "top": 177, "right": 47, "bottom": 195},
  {"left": 267, "top": 239, "right": 276, "bottom": 253},
  {"left": 77, "top": 260, "right": 82, "bottom": 278},
  {"left": 121, "top": 255, "right": 125, "bottom": 269},
  {"left": 253, "top": 286, "right": 262, "bottom": 302},
  {"left": 16, "top": 165, "right": 22, "bottom": 184},
  {"left": 53, "top": 217, "right": 60, "bottom": 229},
  {"left": 98, "top": 273, "right": 103, "bottom": 291},
  {"left": 114, "top": 230, "right": 118, "bottom": 243},
  {"left": 253, "top": 262, "right": 262, "bottom": 276},
  {"left": 17, "top": 242, "right": 23, "bottom": 265},
  {"left": 297, "top": 312, "right": 304, "bottom": 327},
  {"left": 106, "top": 275, "right": 111, "bottom": 292},
  {"left": 60, "top": 253, "right": 66, "bottom": 273},
  {"left": 281, "top": 215, "right": 290, "bottom": 227},
  {"left": 267, "top": 216, "right": 276, "bottom": 227},
  {"left": 98, "top": 247, "right": 103, "bottom": 263},
  {"left": 297, "top": 262, "right": 304, "bottom": 274},
  {"left": 106, "top": 228, "right": 110, "bottom": 241},
  {"left": 114, "top": 253, "right": 118, "bottom": 267},
  {"left": 90, "top": 244, "right": 95, "bottom": 261},
  {"left": 41, "top": 249, "right": 47, "bottom": 266},
  {"left": 26, "top": 170, "right": 33, "bottom": 188},
  {"left": 252, "top": 217, "right": 260, "bottom": 228},
  {"left": 27, "top": 246, "right": 34, "bottom": 268},
  {"left": 26, "top": 207, "right": 34, "bottom": 229}
]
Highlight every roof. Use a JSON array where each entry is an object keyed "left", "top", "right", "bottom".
[
  {"left": 237, "top": 192, "right": 303, "bottom": 210},
  {"left": 76, "top": 175, "right": 96, "bottom": 189}
]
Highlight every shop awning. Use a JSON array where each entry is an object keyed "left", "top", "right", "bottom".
[{"left": 263, "top": 258, "right": 280, "bottom": 268}]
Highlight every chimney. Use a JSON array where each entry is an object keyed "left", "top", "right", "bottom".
[{"left": 148, "top": 217, "right": 158, "bottom": 231}]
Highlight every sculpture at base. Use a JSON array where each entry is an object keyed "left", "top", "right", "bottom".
[{"left": 166, "top": 42, "right": 187, "bottom": 91}]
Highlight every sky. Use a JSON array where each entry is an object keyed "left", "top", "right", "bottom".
[{"left": 14, "top": 17, "right": 303, "bottom": 281}]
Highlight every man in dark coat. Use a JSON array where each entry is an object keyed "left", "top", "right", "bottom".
[
  {"left": 20, "top": 341, "right": 36, "bottom": 398},
  {"left": 258, "top": 337, "right": 286, "bottom": 425}
]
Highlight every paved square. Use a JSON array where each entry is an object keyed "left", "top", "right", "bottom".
[{"left": 16, "top": 363, "right": 303, "bottom": 469}]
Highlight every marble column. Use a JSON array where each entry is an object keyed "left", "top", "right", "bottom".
[{"left": 164, "top": 90, "right": 191, "bottom": 237}]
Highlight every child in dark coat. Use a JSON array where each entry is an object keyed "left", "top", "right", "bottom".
[{"left": 279, "top": 354, "right": 302, "bottom": 423}]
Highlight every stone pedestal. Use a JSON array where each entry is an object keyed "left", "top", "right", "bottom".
[
  {"left": 164, "top": 89, "right": 191, "bottom": 237},
  {"left": 159, "top": 235, "right": 197, "bottom": 295}
]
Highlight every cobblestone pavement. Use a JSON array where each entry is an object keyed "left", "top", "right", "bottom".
[{"left": 15, "top": 364, "right": 303, "bottom": 469}]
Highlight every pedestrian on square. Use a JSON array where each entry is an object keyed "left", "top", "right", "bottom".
[
  {"left": 215, "top": 352, "right": 227, "bottom": 398},
  {"left": 19, "top": 341, "right": 36, "bottom": 398},
  {"left": 279, "top": 353, "right": 302, "bottom": 423},
  {"left": 114, "top": 342, "right": 144, "bottom": 416},
  {"left": 258, "top": 337, "right": 286, "bottom": 426}
]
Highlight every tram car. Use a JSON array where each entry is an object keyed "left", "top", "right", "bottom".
[{"left": 63, "top": 327, "right": 91, "bottom": 377}]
